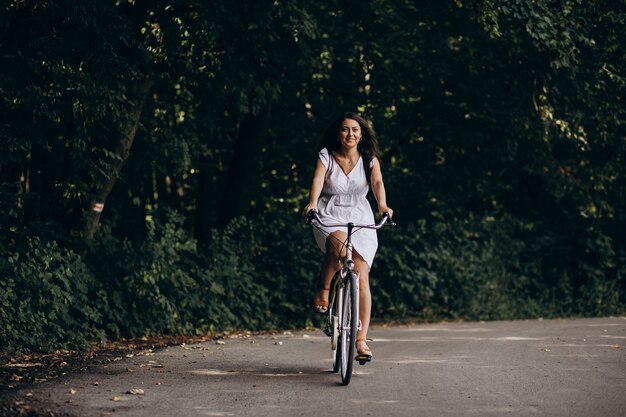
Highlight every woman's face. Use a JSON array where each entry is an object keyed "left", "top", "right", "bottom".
[{"left": 339, "top": 118, "right": 362, "bottom": 150}]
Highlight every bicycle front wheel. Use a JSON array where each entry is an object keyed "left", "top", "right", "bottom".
[
  {"left": 333, "top": 335, "right": 341, "bottom": 373},
  {"left": 340, "top": 271, "right": 358, "bottom": 385},
  {"left": 331, "top": 285, "right": 342, "bottom": 373}
]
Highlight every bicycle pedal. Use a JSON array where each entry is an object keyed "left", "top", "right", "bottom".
[{"left": 355, "top": 354, "right": 371, "bottom": 365}]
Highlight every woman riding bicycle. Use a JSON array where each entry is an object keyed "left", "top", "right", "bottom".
[{"left": 302, "top": 112, "right": 393, "bottom": 360}]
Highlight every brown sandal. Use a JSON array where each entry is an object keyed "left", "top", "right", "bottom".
[
  {"left": 313, "top": 287, "right": 330, "bottom": 313},
  {"left": 356, "top": 339, "right": 373, "bottom": 359}
]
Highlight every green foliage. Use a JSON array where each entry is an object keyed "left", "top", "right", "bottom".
[
  {"left": 0, "top": 236, "right": 103, "bottom": 352},
  {"left": 1, "top": 209, "right": 624, "bottom": 353},
  {"left": 374, "top": 214, "right": 624, "bottom": 321},
  {"left": 88, "top": 213, "right": 200, "bottom": 337},
  {"left": 374, "top": 217, "right": 536, "bottom": 321},
  {"left": 85, "top": 211, "right": 321, "bottom": 340}
]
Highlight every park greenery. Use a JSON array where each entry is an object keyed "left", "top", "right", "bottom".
[{"left": 0, "top": 0, "right": 624, "bottom": 352}]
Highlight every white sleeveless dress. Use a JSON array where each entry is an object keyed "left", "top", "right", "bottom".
[{"left": 313, "top": 148, "right": 378, "bottom": 269}]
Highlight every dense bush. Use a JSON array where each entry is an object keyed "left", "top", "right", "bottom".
[
  {"left": 86, "top": 212, "right": 291, "bottom": 338},
  {"left": 1, "top": 209, "right": 623, "bottom": 353},
  {"left": 374, "top": 215, "right": 625, "bottom": 321},
  {"left": 0, "top": 211, "right": 326, "bottom": 352},
  {"left": 0, "top": 236, "right": 104, "bottom": 352}
]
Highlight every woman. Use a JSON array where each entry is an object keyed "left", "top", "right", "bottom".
[{"left": 302, "top": 112, "right": 393, "bottom": 360}]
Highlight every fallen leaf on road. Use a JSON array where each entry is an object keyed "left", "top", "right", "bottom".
[
  {"left": 128, "top": 388, "right": 144, "bottom": 395},
  {"left": 69, "top": 388, "right": 76, "bottom": 395},
  {"left": 542, "top": 348, "right": 551, "bottom": 352},
  {"left": 216, "top": 340, "right": 226, "bottom": 345},
  {"left": 111, "top": 396, "right": 123, "bottom": 401},
  {"left": 274, "top": 341, "right": 283, "bottom": 346},
  {"left": 15, "top": 403, "right": 33, "bottom": 414},
  {"left": 610, "top": 344, "right": 620, "bottom": 349}
]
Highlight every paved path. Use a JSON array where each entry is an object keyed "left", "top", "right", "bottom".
[{"left": 3, "top": 317, "right": 625, "bottom": 417}]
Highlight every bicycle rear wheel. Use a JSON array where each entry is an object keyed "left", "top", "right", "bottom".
[{"left": 340, "top": 271, "right": 358, "bottom": 385}]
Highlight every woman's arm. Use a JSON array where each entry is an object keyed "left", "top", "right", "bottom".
[
  {"left": 302, "top": 159, "right": 326, "bottom": 217},
  {"left": 370, "top": 159, "right": 394, "bottom": 218}
]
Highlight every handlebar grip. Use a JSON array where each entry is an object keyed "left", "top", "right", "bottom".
[
  {"left": 381, "top": 212, "right": 397, "bottom": 226},
  {"left": 306, "top": 210, "right": 319, "bottom": 224}
]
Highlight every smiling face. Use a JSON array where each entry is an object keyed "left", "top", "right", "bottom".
[{"left": 339, "top": 118, "right": 362, "bottom": 150}]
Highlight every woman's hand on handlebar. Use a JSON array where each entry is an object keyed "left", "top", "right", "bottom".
[
  {"left": 378, "top": 205, "right": 394, "bottom": 219},
  {"left": 302, "top": 203, "right": 318, "bottom": 221}
]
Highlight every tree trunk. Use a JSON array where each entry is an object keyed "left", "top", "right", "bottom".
[
  {"left": 218, "top": 104, "right": 273, "bottom": 225},
  {"left": 82, "top": 78, "right": 154, "bottom": 243}
]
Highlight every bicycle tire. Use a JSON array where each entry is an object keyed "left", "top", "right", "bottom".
[
  {"left": 331, "top": 284, "right": 342, "bottom": 373},
  {"left": 333, "top": 337, "right": 341, "bottom": 373},
  {"left": 340, "top": 271, "right": 358, "bottom": 385},
  {"left": 328, "top": 288, "right": 343, "bottom": 373},
  {"left": 329, "top": 276, "right": 341, "bottom": 352}
]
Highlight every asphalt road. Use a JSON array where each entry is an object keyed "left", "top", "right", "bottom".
[{"left": 3, "top": 317, "right": 625, "bottom": 417}]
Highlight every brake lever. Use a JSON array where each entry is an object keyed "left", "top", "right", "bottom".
[{"left": 381, "top": 212, "right": 396, "bottom": 227}]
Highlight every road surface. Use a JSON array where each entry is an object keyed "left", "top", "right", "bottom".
[{"left": 2, "top": 317, "right": 625, "bottom": 417}]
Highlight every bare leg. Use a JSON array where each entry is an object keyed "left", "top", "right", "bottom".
[
  {"left": 314, "top": 231, "right": 347, "bottom": 311},
  {"left": 354, "top": 252, "right": 372, "bottom": 355}
]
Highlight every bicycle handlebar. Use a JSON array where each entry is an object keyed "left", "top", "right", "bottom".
[{"left": 306, "top": 209, "right": 396, "bottom": 229}]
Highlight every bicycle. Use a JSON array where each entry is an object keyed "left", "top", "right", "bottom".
[{"left": 306, "top": 210, "right": 395, "bottom": 385}]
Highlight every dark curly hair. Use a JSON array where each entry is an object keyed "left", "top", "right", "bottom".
[{"left": 320, "top": 112, "right": 381, "bottom": 183}]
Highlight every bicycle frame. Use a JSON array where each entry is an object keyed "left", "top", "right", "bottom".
[{"left": 308, "top": 213, "right": 393, "bottom": 275}]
